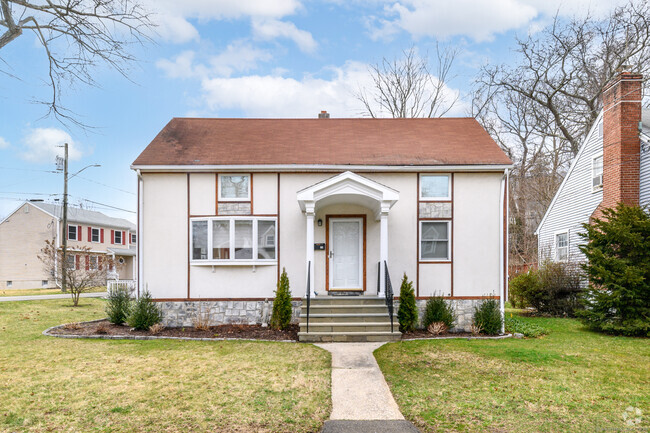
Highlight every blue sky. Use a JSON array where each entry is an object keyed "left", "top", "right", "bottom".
[{"left": 0, "top": 0, "right": 626, "bottom": 222}]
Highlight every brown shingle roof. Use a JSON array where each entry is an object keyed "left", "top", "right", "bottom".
[{"left": 132, "top": 118, "right": 512, "bottom": 167}]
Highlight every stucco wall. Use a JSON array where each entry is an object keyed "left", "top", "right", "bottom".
[
  {"left": 189, "top": 173, "right": 216, "bottom": 215},
  {"left": 142, "top": 173, "right": 188, "bottom": 298},
  {"left": 452, "top": 172, "right": 502, "bottom": 296},
  {"left": 0, "top": 203, "right": 57, "bottom": 289}
]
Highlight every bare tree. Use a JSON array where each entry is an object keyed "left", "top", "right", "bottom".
[
  {"left": 0, "top": 0, "right": 153, "bottom": 127},
  {"left": 357, "top": 45, "right": 459, "bottom": 118},
  {"left": 39, "top": 239, "right": 115, "bottom": 306}
]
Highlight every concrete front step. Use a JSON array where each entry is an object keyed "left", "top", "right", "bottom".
[
  {"left": 299, "top": 322, "right": 395, "bottom": 332},
  {"left": 303, "top": 305, "right": 388, "bottom": 314},
  {"left": 300, "top": 313, "right": 396, "bottom": 323},
  {"left": 307, "top": 296, "right": 386, "bottom": 306},
  {"left": 298, "top": 331, "right": 402, "bottom": 342}
]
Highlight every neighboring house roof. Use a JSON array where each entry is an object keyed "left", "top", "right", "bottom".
[
  {"left": 107, "top": 247, "right": 136, "bottom": 256},
  {"left": 29, "top": 202, "right": 136, "bottom": 231},
  {"left": 132, "top": 118, "right": 513, "bottom": 167}
]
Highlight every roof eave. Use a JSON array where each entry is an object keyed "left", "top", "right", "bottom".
[{"left": 131, "top": 163, "right": 514, "bottom": 173}]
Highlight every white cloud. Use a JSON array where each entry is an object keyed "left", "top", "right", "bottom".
[
  {"left": 20, "top": 128, "right": 83, "bottom": 163},
  {"left": 156, "top": 42, "right": 272, "bottom": 79},
  {"left": 252, "top": 18, "right": 317, "bottom": 53},
  {"left": 0, "top": 137, "right": 9, "bottom": 149},
  {"left": 149, "top": 0, "right": 303, "bottom": 43},
  {"left": 199, "top": 61, "right": 467, "bottom": 118},
  {"left": 367, "top": 0, "right": 631, "bottom": 42}
]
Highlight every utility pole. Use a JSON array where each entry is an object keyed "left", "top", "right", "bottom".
[{"left": 61, "top": 142, "right": 69, "bottom": 293}]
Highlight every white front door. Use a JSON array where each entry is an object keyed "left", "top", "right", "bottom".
[{"left": 328, "top": 218, "right": 363, "bottom": 290}]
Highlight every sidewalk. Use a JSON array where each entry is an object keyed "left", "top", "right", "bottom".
[
  {"left": 315, "top": 342, "right": 420, "bottom": 433},
  {"left": 0, "top": 292, "right": 107, "bottom": 302}
]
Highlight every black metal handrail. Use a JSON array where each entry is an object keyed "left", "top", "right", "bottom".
[
  {"left": 382, "top": 260, "right": 394, "bottom": 333},
  {"left": 305, "top": 261, "right": 311, "bottom": 333}
]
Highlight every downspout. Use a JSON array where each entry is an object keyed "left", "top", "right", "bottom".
[
  {"left": 136, "top": 169, "right": 143, "bottom": 300},
  {"left": 55, "top": 218, "right": 60, "bottom": 288},
  {"left": 499, "top": 169, "right": 508, "bottom": 334}
]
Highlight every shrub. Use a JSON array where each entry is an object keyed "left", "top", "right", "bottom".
[
  {"left": 149, "top": 323, "right": 165, "bottom": 335},
  {"left": 427, "top": 322, "right": 447, "bottom": 335},
  {"left": 95, "top": 322, "right": 109, "bottom": 334},
  {"left": 510, "top": 261, "right": 582, "bottom": 316},
  {"left": 508, "top": 270, "right": 539, "bottom": 308},
  {"left": 105, "top": 287, "right": 131, "bottom": 325},
  {"left": 422, "top": 296, "right": 456, "bottom": 329},
  {"left": 578, "top": 204, "right": 650, "bottom": 337},
  {"left": 472, "top": 299, "right": 503, "bottom": 335},
  {"left": 193, "top": 302, "right": 212, "bottom": 331},
  {"left": 127, "top": 290, "right": 162, "bottom": 330},
  {"left": 397, "top": 273, "right": 418, "bottom": 333},
  {"left": 504, "top": 315, "right": 547, "bottom": 338},
  {"left": 271, "top": 268, "right": 292, "bottom": 330}
]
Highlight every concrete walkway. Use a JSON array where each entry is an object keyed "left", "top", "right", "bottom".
[
  {"left": 0, "top": 292, "right": 107, "bottom": 302},
  {"left": 315, "top": 342, "right": 420, "bottom": 432}
]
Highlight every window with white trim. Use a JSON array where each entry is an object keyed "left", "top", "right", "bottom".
[
  {"left": 218, "top": 174, "right": 250, "bottom": 201},
  {"left": 114, "top": 230, "right": 122, "bottom": 245},
  {"left": 91, "top": 227, "right": 100, "bottom": 243},
  {"left": 555, "top": 231, "right": 568, "bottom": 261},
  {"left": 420, "top": 221, "right": 451, "bottom": 260},
  {"left": 592, "top": 154, "right": 603, "bottom": 191},
  {"left": 89, "top": 256, "right": 98, "bottom": 270},
  {"left": 67, "top": 225, "right": 78, "bottom": 241},
  {"left": 131, "top": 233, "right": 137, "bottom": 244},
  {"left": 66, "top": 254, "right": 76, "bottom": 270},
  {"left": 420, "top": 174, "right": 450, "bottom": 200},
  {"left": 191, "top": 217, "right": 276, "bottom": 263}
]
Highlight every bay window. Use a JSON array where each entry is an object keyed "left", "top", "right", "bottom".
[{"left": 191, "top": 217, "right": 276, "bottom": 264}]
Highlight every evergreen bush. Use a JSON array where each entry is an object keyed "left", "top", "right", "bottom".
[
  {"left": 472, "top": 299, "right": 503, "bottom": 335},
  {"left": 397, "top": 273, "right": 418, "bottom": 333},
  {"left": 127, "top": 290, "right": 162, "bottom": 330},
  {"left": 271, "top": 268, "right": 293, "bottom": 330},
  {"left": 422, "top": 296, "right": 456, "bottom": 330},
  {"left": 578, "top": 204, "right": 650, "bottom": 336},
  {"left": 105, "top": 286, "right": 131, "bottom": 325},
  {"left": 508, "top": 270, "right": 539, "bottom": 309}
]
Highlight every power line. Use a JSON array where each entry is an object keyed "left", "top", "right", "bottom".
[
  {"left": 75, "top": 175, "right": 135, "bottom": 195},
  {"left": 76, "top": 198, "right": 136, "bottom": 214}
]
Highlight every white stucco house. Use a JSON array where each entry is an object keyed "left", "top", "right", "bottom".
[
  {"left": 536, "top": 72, "right": 650, "bottom": 264},
  {"left": 132, "top": 114, "right": 512, "bottom": 339}
]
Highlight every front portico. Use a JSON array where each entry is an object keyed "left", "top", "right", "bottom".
[{"left": 297, "top": 171, "right": 399, "bottom": 297}]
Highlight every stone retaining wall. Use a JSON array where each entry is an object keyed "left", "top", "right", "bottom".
[{"left": 160, "top": 300, "right": 302, "bottom": 327}]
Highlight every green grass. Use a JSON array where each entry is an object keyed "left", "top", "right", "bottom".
[
  {"left": 376, "top": 314, "right": 650, "bottom": 432},
  {"left": 0, "top": 299, "right": 331, "bottom": 432},
  {"left": 0, "top": 287, "right": 106, "bottom": 297}
]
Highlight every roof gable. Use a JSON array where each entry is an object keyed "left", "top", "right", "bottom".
[{"left": 133, "top": 118, "right": 513, "bottom": 168}]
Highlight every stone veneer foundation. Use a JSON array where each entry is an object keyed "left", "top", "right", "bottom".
[{"left": 159, "top": 298, "right": 493, "bottom": 331}]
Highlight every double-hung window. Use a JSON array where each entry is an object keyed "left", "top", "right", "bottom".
[
  {"left": 67, "top": 225, "right": 78, "bottom": 241},
  {"left": 555, "top": 231, "right": 569, "bottom": 261},
  {"left": 89, "top": 256, "right": 99, "bottom": 270},
  {"left": 191, "top": 217, "right": 276, "bottom": 263},
  {"left": 218, "top": 174, "right": 250, "bottom": 201},
  {"left": 91, "top": 228, "right": 100, "bottom": 243},
  {"left": 592, "top": 154, "right": 603, "bottom": 191},
  {"left": 420, "top": 174, "right": 450, "bottom": 200},
  {"left": 113, "top": 230, "right": 122, "bottom": 245},
  {"left": 66, "top": 254, "right": 76, "bottom": 270},
  {"left": 420, "top": 221, "right": 451, "bottom": 261}
]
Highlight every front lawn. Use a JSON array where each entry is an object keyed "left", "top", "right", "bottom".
[
  {"left": 375, "top": 313, "right": 649, "bottom": 432},
  {"left": 0, "top": 299, "right": 331, "bottom": 432}
]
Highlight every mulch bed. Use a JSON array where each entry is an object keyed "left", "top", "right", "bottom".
[
  {"left": 49, "top": 319, "right": 299, "bottom": 341},
  {"left": 401, "top": 329, "right": 474, "bottom": 339}
]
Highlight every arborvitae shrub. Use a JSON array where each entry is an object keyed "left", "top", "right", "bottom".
[
  {"left": 422, "top": 296, "right": 456, "bottom": 330},
  {"left": 397, "top": 273, "right": 418, "bottom": 333},
  {"left": 472, "top": 299, "right": 503, "bottom": 335},
  {"left": 105, "top": 287, "right": 131, "bottom": 325},
  {"left": 578, "top": 204, "right": 650, "bottom": 336},
  {"left": 127, "top": 290, "right": 162, "bottom": 330},
  {"left": 271, "top": 268, "right": 292, "bottom": 330}
]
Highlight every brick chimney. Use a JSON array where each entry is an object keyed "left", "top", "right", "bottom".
[
  {"left": 318, "top": 110, "right": 330, "bottom": 119},
  {"left": 594, "top": 71, "right": 643, "bottom": 218}
]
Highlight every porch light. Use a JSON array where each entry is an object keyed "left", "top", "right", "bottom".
[{"left": 318, "top": 219, "right": 323, "bottom": 226}]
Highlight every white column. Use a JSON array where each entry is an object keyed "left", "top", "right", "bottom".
[
  {"left": 378, "top": 205, "right": 389, "bottom": 296},
  {"left": 305, "top": 203, "right": 316, "bottom": 297}
]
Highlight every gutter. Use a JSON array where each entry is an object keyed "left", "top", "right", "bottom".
[{"left": 130, "top": 164, "right": 514, "bottom": 173}]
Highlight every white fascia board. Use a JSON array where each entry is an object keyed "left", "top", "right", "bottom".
[
  {"left": 535, "top": 111, "right": 604, "bottom": 236},
  {"left": 131, "top": 164, "right": 513, "bottom": 173}
]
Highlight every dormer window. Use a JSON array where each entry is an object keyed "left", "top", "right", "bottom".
[{"left": 592, "top": 154, "right": 603, "bottom": 192}]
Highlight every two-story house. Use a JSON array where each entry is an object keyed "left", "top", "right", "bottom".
[
  {"left": 0, "top": 201, "right": 137, "bottom": 290},
  {"left": 536, "top": 71, "right": 650, "bottom": 262}
]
